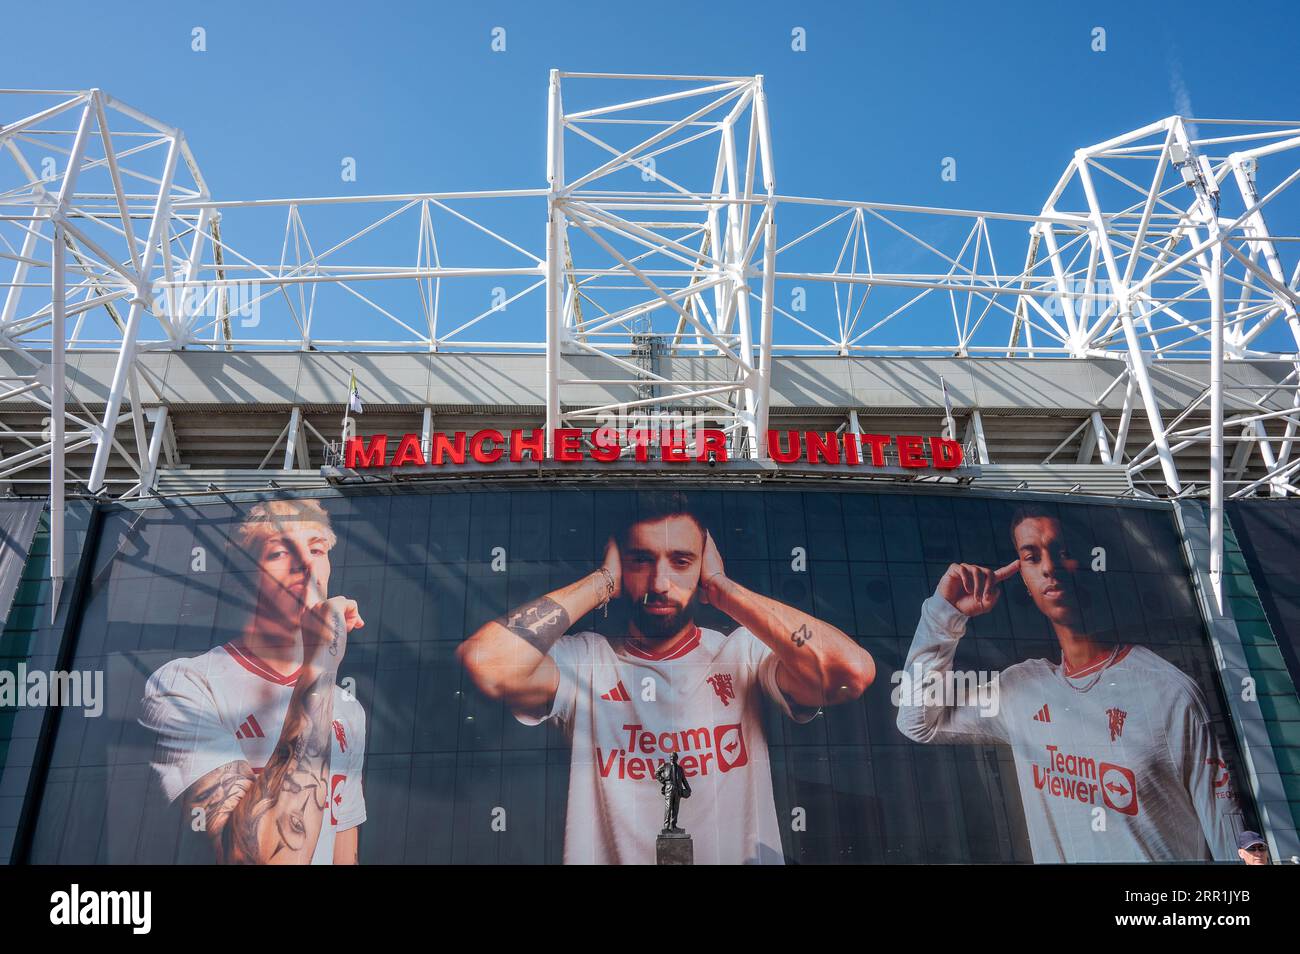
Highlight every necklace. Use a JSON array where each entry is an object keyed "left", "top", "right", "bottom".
[{"left": 1062, "top": 644, "right": 1121, "bottom": 693}]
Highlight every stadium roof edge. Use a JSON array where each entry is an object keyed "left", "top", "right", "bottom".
[{"left": 2, "top": 349, "right": 1293, "bottom": 415}]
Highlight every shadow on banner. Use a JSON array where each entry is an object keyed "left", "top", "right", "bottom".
[{"left": 0, "top": 500, "right": 44, "bottom": 628}]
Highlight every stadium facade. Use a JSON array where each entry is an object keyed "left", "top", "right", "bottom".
[{"left": 0, "top": 73, "right": 1298, "bottom": 864}]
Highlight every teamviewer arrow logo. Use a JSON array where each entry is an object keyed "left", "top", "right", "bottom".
[
  {"left": 330, "top": 773, "right": 347, "bottom": 825},
  {"left": 713, "top": 723, "right": 749, "bottom": 772},
  {"left": 1099, "top": 762, "right": 1138, "bottom": 816}
]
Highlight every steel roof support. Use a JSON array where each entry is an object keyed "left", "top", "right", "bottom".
[
  {"left": 1209, "top": 235, "right": 1226, "bottom": 610},
  {"left": 46, "top": 95, "right": 96, "bottom": 618},
  {"left": 0, "top": 74, "right": 1297, "bottom": 509},
  {"left": 140, "top": 405, "right": 168, "bottom": 496},
  {"left": 1074, "top": 149, "right": 1183, "bottom": 492},
  {"left": 86, "top": 122, "right": 181, "bottom": 492},
  {"left": 545, "top": 70, "right": 564, "bottom": 448}
]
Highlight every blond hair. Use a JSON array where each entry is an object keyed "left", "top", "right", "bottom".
[{"left": 234, "top": 498, "right": 337, "bottom": 551}]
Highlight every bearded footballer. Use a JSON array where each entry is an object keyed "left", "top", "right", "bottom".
[{"left": 457, "top": 492, "right": 876, "bottom": 864}]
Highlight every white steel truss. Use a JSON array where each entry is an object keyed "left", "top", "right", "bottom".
[{"left": 2, "top": 74, "right": 1299, "bottom": 610}]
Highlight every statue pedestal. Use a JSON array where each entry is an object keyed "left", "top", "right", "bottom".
[{"left": 656, "top": 830, "right": 693, "bottom": 865}]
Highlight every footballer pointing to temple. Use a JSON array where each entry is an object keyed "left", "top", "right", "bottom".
[
  {"left": 896, "top": 505, "right": 1243, "bottom": 862},
  {"left": 457, "top": 492, "right": 876, "bottom": 864}
]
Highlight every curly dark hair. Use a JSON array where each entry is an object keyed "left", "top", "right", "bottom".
[
  {"left": 619, "top": 491, "right": 706, "bottom": 550},
  {"left": 1008, "top": 503, "right": 1059, "bottom": 544}
]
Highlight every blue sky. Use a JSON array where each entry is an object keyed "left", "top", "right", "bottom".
[{"left": 5, "top": 0, "right": 1299, "bottom": 352}]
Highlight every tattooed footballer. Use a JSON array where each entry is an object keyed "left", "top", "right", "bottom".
[
  {"left": 139, "top": 499, "right": 368, "bottom": 864},
  {"left": 457, "top": 491, "right": 876, "bottom": 864}
]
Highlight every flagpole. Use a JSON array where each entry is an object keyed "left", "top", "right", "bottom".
[
  {"left": 342, "top": 367, "right": 355, "bottom": 449},
  {"left": 940, "top": 376, "right": 956, "bottom": 442}
]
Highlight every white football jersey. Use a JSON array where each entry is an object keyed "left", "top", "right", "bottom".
[
  {"left": 140, "top": 641, "right": 367, "bottom": 865},
  {"left": 897, "top": 595, "right": 1243, "bottom": 862},
  {"left": 520, "top": 625, "right": 813, "bottom": 865}
]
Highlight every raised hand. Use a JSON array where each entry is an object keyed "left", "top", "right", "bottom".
[
  {"left": 937, "top": 560, "right": 1020, "bottom": 617},
  {"left": 699, "top": 530, "right": 726, "bottom": 604},
  {"left": 300, "top": 575, "right": 364, "bottom": 670}
]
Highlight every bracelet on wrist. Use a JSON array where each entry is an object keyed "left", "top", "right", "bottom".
[{"left": 595, "top": 567, "right": 615, "bottom": 617}]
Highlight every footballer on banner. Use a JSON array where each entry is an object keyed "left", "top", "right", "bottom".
[
  {"left": 896, "top": 504, "right": 1243, "bottom": 862},
  {"left": 458, "top": 491, "right": 876, "bottom": 864},
  {"left": 139, "top": 499, "right": 368, "bottom": 864}
]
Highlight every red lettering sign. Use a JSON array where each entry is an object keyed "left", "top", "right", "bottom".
[
  {"left": 471, "top": 429, "right": 503, "bottom": 464},
  {"left": 390, "top": 434, "right": 426, "bottom": 467},
  {"left": 929, "top": 436, "right": 963, "bottom": 469},
  {"left": 897, "top": 434, "right": 926, "bottom": 468},
  {"left": 345, "top": 435, "right": 387, "bottom": 468},
  {"left": 342, "top": 428, "right": 970, "bottom": 472},
  {"left": 430, "top": 432, "right": 466, "bottom": 465}
]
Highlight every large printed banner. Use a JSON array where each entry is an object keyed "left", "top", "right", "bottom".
[
  {"left": 25, "top": 486, "right": 1250, "bottom": 864},
  {"left": 0, "top": 499, "right": 44, "bottom": 628},
  {"left": 1227, "top": 500, "right": 1300, "bottom": 697}
]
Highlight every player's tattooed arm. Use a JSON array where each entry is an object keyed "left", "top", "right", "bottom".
[
  {"left": 497, "top": 596, "right": 572, "bottom": 655},
  {"left": 698, "top": 531, "right": 875, "bottom": 708},
  {"left": 184, "top": 597, "right": 363, "bottom": 864},
  {"left": 457, "top": 539, "right": 621, "bottom": 712},
  {"left": 186, "top": 666, "right": 338, "bottom": 864}
]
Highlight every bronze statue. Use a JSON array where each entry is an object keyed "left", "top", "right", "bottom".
[{"left": 654, "top": 752, "right": 691, "bottom": 833}]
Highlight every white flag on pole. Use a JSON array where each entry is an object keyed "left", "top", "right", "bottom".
[{"left": 349, "top": 370, "right": 364, "bottom": 415}]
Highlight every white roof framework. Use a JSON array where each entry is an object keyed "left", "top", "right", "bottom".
[{"left": 2, "top": 74, "right": 1299, "bottom": 609}]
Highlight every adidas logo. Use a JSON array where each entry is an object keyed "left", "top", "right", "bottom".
[
  {"left": 1032, "top": 704, "right": 1051, "bottom": 724},
  {"left": 235, "top": 714, "right": 265, "bottom": 739},
  {"left": 600, "top": 681, "right": 630, "bottom": 702}
]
